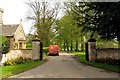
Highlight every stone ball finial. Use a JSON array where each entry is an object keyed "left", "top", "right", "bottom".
[
  {"left": 35, "top": 32, "right": 38, "bottom": 38},
  {"left": 32, "top": 34, "right": 40, "bottom": 41},
  {"left": 20, "top": 18, "right": 22, "bottom": 24},
  {"left": 0, "top": 8, "right": 4, "bottom": 13},
  {"left": 20, "top": 18, "right": 22, "bottom": 21},
  {"left": 33, "top": 32, "right": 40, "bottom": 41},
  {"left": 90, "top": 32, "right": 94, "bottom": 38}
]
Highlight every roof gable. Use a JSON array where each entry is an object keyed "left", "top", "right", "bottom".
[{"left": 0, "top": 24, "right": 19, "bottom": 36}]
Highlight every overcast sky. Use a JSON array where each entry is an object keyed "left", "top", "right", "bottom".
[
  {"left": 0, "top": 0, "right": 33, "bottom": 34},
  {"left": 0, "top": 0, "right": 66, "bottom": 34}
]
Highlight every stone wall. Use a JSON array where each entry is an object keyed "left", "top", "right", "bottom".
[
  {"left": 96, "top": 48, "right": 120, "bottom": 60},
  {"left": 2, "top": 49, "right": 32, "bottom": 62},
  {"left": 1, "top": 38, "right": 41, "bottom": 64}
]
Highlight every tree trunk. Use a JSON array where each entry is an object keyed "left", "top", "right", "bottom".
[
  {"left": 70, "top": 40, "right": 73, "bottom": 51},
  {"left": 66, "top": 41, "right": 69, "bottom": 51},
  {"left": 63, "top": 40, "right": 66, "bottom": 51},
  {"left": 80, "top": 37, "right": 84, "bottom": 51},
  {"left": 59, "top": 40, "right": 62, "bottom": 50},
  {"left": 75, "top": 39, "right": 79, "bottom": 51}
]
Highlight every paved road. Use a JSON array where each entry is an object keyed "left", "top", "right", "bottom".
[{"left": 9, "top": 52, "right": 119, "bottom": 78}]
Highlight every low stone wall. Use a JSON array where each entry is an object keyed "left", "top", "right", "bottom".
[
  {"left": 96, "top": 48, "right": 120, "bottom": 60},
  {"left": 3, "top": 49, "right": 32, "bottom": 63},
  {"left": 1, "top": 38, "right": 41, "bottom": 64}
]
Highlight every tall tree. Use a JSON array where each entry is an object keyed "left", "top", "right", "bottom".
[
  {"left": 64, "top": 2, "right": 90, "bottom": 51},
  {"left": 26, "top": 34, "right": 35, "bottom": 43},
  {"left": 69, "top": 2, "right": 120, "bottom": 48},
  {"left": 26, "top": 0, "right": 61, "bottom": 46},
  {"left": 89, "top": 2, "right": 120, "bottom": 48},
  {"left": 55, "top": 13, "right": 82, "bottom": 51}
]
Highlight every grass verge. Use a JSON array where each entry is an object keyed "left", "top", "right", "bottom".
[
  {"left": 73, "top": 52, "right": 120, "bottom": 73},
  {"left": 1, "top": 60, "right": 44, "bottom": 78}
]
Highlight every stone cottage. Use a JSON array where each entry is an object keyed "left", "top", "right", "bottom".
[{"left": 0, "top": 8, "right": 26, "bottom": 49}]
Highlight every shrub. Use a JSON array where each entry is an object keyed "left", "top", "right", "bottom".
[
  {"left": 95, "top": 58, "right": 120, "bottom": 66},
  {"left": 4, "top": 59, "right": 16, "bottom": 66},
  {"left": 0, "top": 36, "right": 10, "bottom": 54},
  {"left": 4, "top": 57, "right": 33, "bottom": 66},
  {"left": 43, "top": 47, "right": 48, "bottom": 55},
  {"left": 26, "top": 43, "right": 32, "bottom": 49}
]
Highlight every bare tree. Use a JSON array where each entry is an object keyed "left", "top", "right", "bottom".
[{"left": 26, "top": 0, "right": 61, "bottom": 46}]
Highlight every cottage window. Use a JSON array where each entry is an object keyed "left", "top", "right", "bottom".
[{"left": 19, "top": 42, "right": 22, "bottom": 49}]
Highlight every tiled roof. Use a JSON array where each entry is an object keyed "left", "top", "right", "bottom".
[{"left": 0, "top": 24, "right": 19, "bottom": 36}]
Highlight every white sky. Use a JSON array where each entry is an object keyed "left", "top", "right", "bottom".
[
  {"left": 0, "top": 0, "right": 32, "bottom": 34},
  {"left": 0, "top": 0, "right": 67, "bottom": 35}
]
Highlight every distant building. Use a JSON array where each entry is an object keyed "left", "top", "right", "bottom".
[{"left": 0, "top": 8, "right": 26, "bottom": 49}]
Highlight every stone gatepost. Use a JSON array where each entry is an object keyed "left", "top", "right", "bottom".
[
  {"left": 32, "top": 37, "right": 40, "bottom": 60},
  {"left": 88, "top": 38, "right": 97, "bottom": 61}
]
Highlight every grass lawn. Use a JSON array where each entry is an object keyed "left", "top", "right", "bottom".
[
  {"left": 73, "top": 52, "right": 120, "bottom": 73},
  {"left": 1, "top": 60, "right": 44, "bottom": 78}
]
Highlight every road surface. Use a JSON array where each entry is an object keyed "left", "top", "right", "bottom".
[{"left": 9, "top": 52, "right": 119, "bottom": 78}]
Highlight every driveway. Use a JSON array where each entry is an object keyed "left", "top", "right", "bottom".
[{"left": 9, "top": 52, "right": 119, "bottom": 78}]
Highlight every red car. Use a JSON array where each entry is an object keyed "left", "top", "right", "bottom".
[{"left": 48, "top": 45, "right": 60, "bottom": 56}]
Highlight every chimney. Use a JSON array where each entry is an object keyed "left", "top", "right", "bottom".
[{"left": 0, "top": 8, "right": 4, "bottom": 26}]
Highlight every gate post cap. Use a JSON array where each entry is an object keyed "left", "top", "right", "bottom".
[
  {"left": 32, "top": 35, "right": 40, "bottom": 41},
  {"left": 88, "top": 38, "right": 96, "bottom": 42}
]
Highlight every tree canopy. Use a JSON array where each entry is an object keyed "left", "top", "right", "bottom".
[
  {"left": 66, "top": 2, "right": 120, "bottom": 47},
  {"left": 83, "top": 2, "right": 120, "bottom": 41}
]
